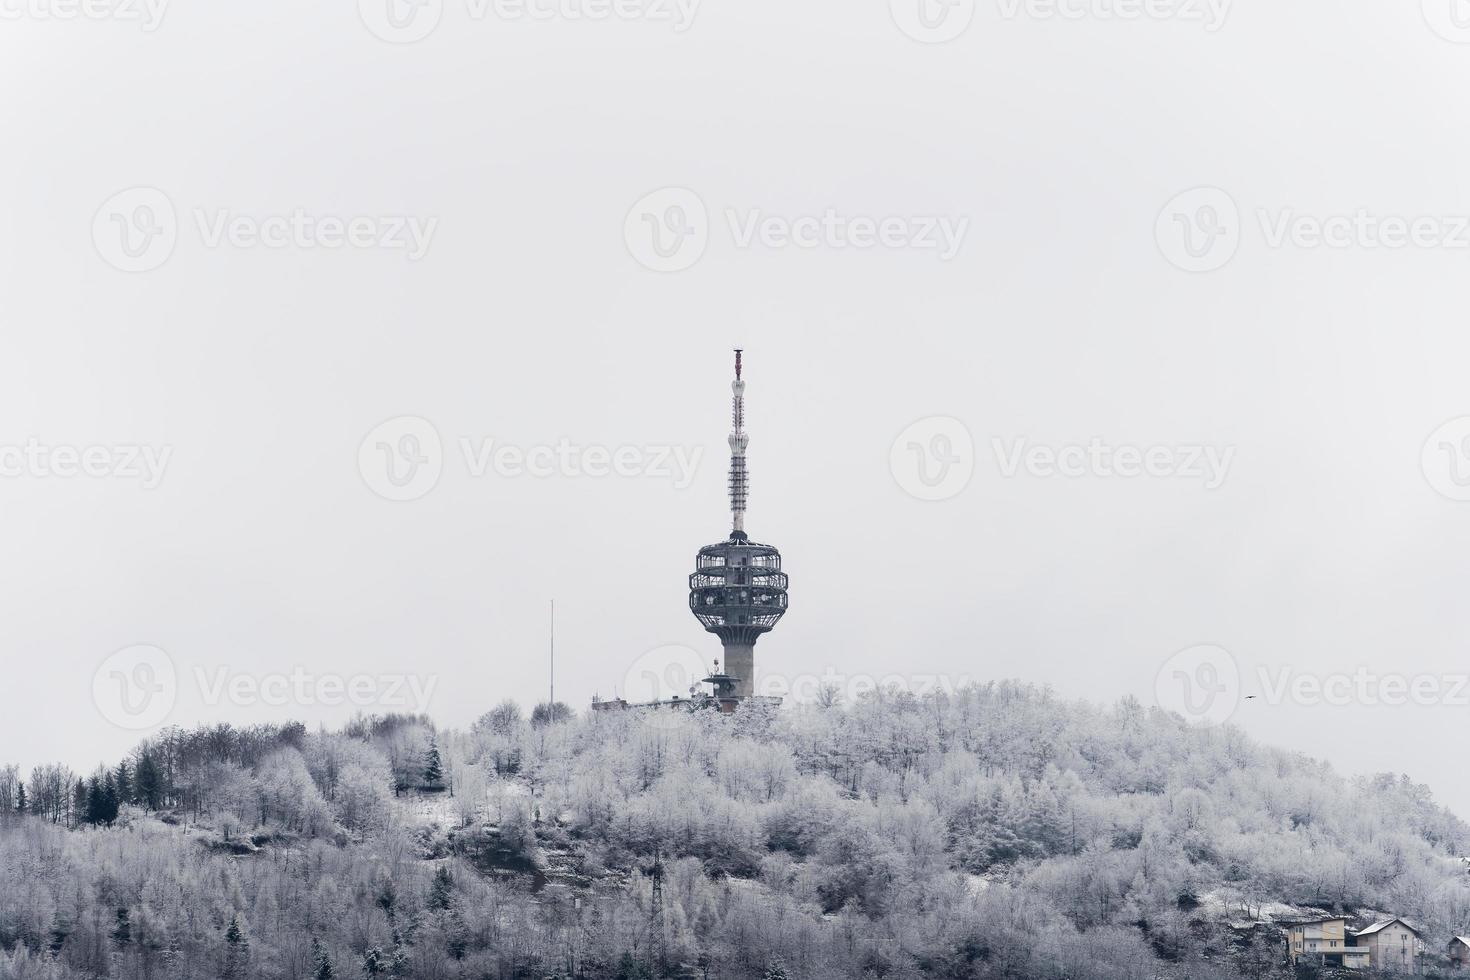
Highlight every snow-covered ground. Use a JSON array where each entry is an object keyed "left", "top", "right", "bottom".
[
  {"left": 401, "top": 792, "right": 459, "bottom": 827},
  {"left": 1196, "top": 890, "right": 1399, "bottom": 931}
]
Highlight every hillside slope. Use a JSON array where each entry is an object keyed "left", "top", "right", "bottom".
[{"left": 1, "top": 682, "right": 1466, "bottom": 980}]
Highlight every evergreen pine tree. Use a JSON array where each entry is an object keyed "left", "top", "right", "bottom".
[
  {"left": 71, "top": 780, "right": 87, "bottom": 829},
  {"left": 15, "top": 781, "right": 26, "bottom": 814},
  {"left": 361, "top": 947, "right": 385, "bottom": 977},
  {"left": 135, "top": 751, "right": 163, "bottom": 811},
  {"left": 375, "top": 880, "right": 397, "bottom": 921},
  {"left": 428, "top": 865, "right": 454, "bottom": 911},
  {"left": 387, "top": 931, "right": 409, "bottom": 980},
  {"left": 311, "top": 938, "right": 336, "bottom": 980},
  {"left": 86, "top": 777, "right": 104, "bottom": 826},
  {"left": 531, "top": 702, "right": 573, "bottom": 727},
  {"left": 613, "top": 951, "right": 649, "bottom": 980},
  {"left": 114, "top": 760, "right": 132, "bottom": 806},
  {"left": 111, "top": 908, "right": 131, "bottom": 947},
  {"left": 445, "top": 909, "right": 467, "bottom": 960},
  {"left": 48, "top": 912, "right": 71, "bottom": 955},
  {"left": 223, "top": 914, "right": 249, "bottom": 979},
  {"left": 422, "top": 737, "right": 443, "bottom": 788},
  {"left": 101, "top": 773, "right": 120, "bottom": 825}
]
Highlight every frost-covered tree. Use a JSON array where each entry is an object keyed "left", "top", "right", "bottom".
[{"left": 5, "top": 684, "right": 1470, "bottom": 980}]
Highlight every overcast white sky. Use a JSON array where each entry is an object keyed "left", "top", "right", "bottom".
[{"left": 5, "top": 0, "right": 1470, "bottom": 814}]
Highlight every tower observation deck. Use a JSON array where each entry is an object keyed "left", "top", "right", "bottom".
[{"left": 687, "top": 350, "right": 789, "bottom": 699}]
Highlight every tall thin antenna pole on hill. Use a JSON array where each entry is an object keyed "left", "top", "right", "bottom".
[{"left": 549, "top": 599, "right": 555, "bottom": 708}]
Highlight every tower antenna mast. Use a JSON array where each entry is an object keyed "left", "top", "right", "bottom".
[
  {"left": 549, "top": 598, "right": 555, "bottom": 709},
  {"left": 728, "top": 349, "right": 748, "bottom": 539}
]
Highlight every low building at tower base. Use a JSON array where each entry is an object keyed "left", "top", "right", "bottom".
[{"left": 592, "top": 663, "right": 782, "bottom": 716}]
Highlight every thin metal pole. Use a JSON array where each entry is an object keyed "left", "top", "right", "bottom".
[{"left": 549, "top": 598, "right": 555, "bottom": 708}]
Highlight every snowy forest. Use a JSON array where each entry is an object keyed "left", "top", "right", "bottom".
[{"left": 2, "top": 682, "right": 1468, "bottom": 980}]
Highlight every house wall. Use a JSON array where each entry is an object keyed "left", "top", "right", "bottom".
[
  {"left": 1288, "top": 920, "right": 1349, "bottom": 963},
  {"left": 1361, "top": 924, "right": 1417, "bottom": 972}
]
